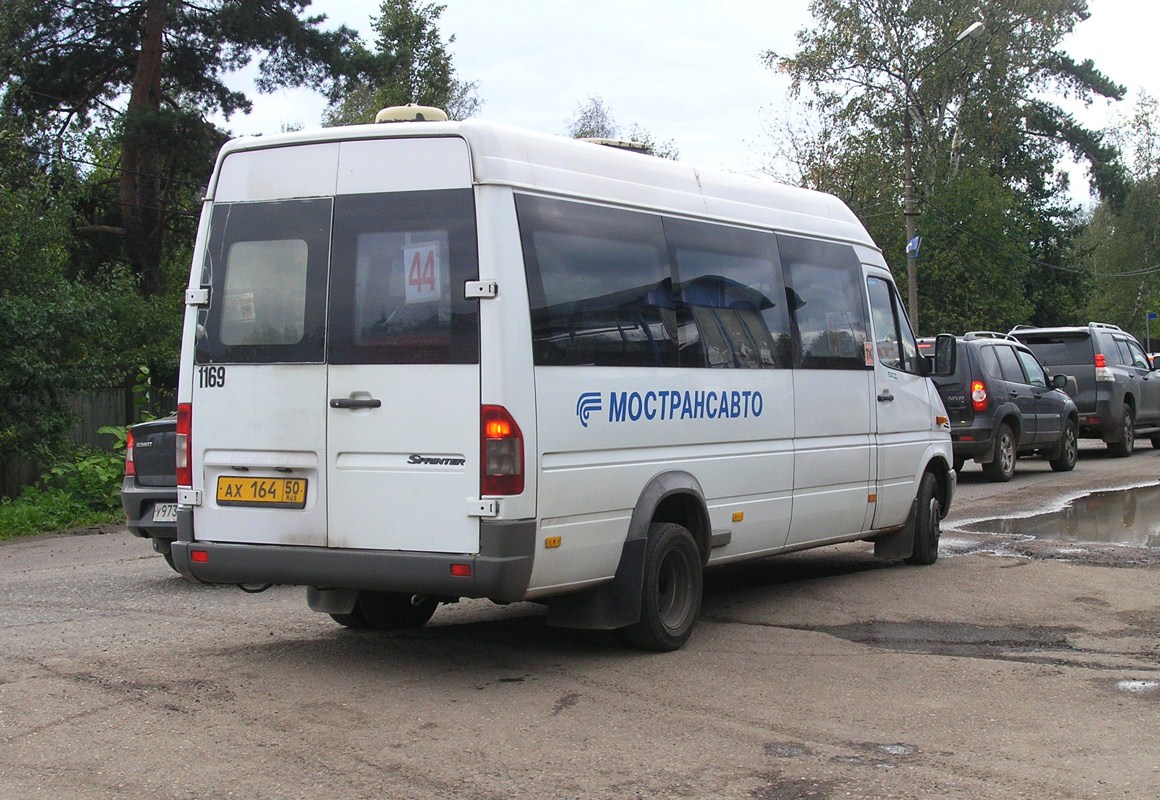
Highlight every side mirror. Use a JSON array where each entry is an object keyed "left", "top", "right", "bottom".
[
  {"left": 1051, "top": 373, "right": 1068, "bottom": 390},
  {"left": 925, "top": 333, "right": 956, "bottom": 377}
]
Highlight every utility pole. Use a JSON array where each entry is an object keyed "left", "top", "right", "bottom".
[{"left": 901, "top": 20, "right": 984, "bottom": 333}]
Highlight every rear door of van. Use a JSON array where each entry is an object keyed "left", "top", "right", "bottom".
[{"left": 191, "top": 136, "right": 481, "bottom": 555}]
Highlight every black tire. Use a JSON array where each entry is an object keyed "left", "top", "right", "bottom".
[
  {"left": 952, "top": 457, "right": 965, "bottom": 473},
  {"left": 353, "top": 591, "right": 439, "bottom": 630},
  {"left": 1108, "top": 407, "right": 1135, "bottom": 458},
  {"left": 620, "top": 523, "right": 703, "bottom": 651},
  {"left": 329, "top": 608, "right": 370, "bottom": 629},
  {"left": 905, "top": 472, "right": 941, "bottom": 566},
  {"left": 981, "top": 423, "right": 1016, "bottom": 482},
  {"left": 1049, "top": 419, "right": 1078, "bottom": 472}
]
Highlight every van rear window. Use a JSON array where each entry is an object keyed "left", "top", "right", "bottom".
[
  {"left": 328, "top": 190, "right": 479, "bottom": 365},
  {"left": 196, "top": 199, "right": 331, "bottom": 364},
  {"left": 194, "top": 190, "right": 479, "bottom": 366}
]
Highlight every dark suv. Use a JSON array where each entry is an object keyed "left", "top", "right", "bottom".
[
  {"left": 1009, "top": 323, "right": 1160, "bottom": 456},
  {"left": 919, "top": 333, "right": 1078, "bottom": 482}
]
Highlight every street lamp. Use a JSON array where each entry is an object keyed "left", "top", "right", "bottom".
[{"left": 902, "top": 20, "right": 984, "bottom": 332}]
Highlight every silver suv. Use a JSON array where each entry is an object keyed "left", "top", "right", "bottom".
[{"left": 1009, "top": 323, "right": 1160, "bottom": 456}]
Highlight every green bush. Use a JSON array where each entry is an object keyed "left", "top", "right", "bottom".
[
  {"left": 47, "top": 445, "right": 125, "bottom": 513},
  {"left": 0, "top": 444, "right": 125, "bottom": 538}
]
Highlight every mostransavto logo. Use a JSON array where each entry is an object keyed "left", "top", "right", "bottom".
[
  {"left": 576, "top": 392, "right": 603, "bottom": 428},
  {"left": 576, "top": 389, "right": 763, "bottom": 427}
]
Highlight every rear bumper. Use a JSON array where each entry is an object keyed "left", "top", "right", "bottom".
[
  {"left": 949, "top": 422, "right": 995, "bottom": 462},
  {"left": 120, "top": 477, "right": 178, "bottom": 540},
  {"left": 1078, "top": 397, "right": 1119, "bottom": 440},
  {"left": 171, "top": 509, "right": 535, "bottom": 604}
]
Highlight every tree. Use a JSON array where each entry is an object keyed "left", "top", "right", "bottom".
[
  {"left": 0, "top": 126, "right": 138, "bottom": 466},
  {"left": 1, "top": 0, "right": 360, "bottom": 297},
  {"left": 566, "top": 96, "right": 679, "bottom": 160},
  {"left": 1077, "top": 95, "right": 1160, "bottom": 337},
  {"left": 324, "top": 1, "right": 481, "bottom": 126},
  {"left": 765, "top": 0, "right": 1125, "bottom": 334}
]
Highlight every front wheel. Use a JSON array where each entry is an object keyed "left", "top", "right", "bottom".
[
  {"left": 905, "top": 472, "right": 941, "bottom": 566},
  {"left": 620, "top": 523, "right": 703, "bottom": 651},
  {"left": 982, "top": 424, "right": 1016, "bottom": 482},
  {"left": 1049, "top": 419, "right": 1078, "bottom": 472}
]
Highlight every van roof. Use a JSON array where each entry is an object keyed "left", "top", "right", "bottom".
[{"left": 210, "top": 119, "right": 878, "bottom": 253}]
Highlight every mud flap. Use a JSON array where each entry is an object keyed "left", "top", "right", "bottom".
[
  {"left": 545, "top": 537, "right": 646, "bottom": 630},
  {"left": 873, "top": 498, "right": 917, "bottom": 561}
]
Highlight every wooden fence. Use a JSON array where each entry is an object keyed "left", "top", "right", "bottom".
[{"left": 2, "top": 388, "right": 132, "bottom": 499}]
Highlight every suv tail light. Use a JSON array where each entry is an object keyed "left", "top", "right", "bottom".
[
  {"left": 176, "top": 403, "right": 192, "bottom": 488},
  {"left": 1094, "top": 353, "right": 1113, "bottom": 381},
  {"left": 481, "top": 405, "right": 523, "bottom": 495},
  {"left": 970, "top": 380, "right": 988, "bottom": 413},
  {"left": 124, "top": 428, "right": 136, "bottom": 477}
]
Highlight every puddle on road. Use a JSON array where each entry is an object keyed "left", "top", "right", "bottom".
[
  {"left": 961, "top": 483, "right": 1160, "bottom": 548},
  {"left": 802, "top": 621, "right": 1073, "bottom": 659}
]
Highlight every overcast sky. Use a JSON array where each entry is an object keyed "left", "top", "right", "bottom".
[{"left": 222, "top": 1, "right": 1155, "bottom": 197}]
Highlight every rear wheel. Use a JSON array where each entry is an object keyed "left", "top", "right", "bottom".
[
  {"left": 905, "top": 471, "right": 941, "bottom": 566},
  {"left": 1049, "top": 419, "right": 1078, "bottom": 472},
  {"left": 333, "top": 591, "right": 438, "bottom": 630},
  {"left": 982, "top": 424, "right": 1016, "bottom": 482},
  {"left": 1108, "top": 407, "right": 1135, "bottom": 458},
  {"left": 621, "top": 523, "right": 703, "bottom": 651}
]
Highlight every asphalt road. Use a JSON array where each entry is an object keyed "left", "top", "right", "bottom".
[{"left": 1, "top": 443, "right": 1158, "bottom": 799}]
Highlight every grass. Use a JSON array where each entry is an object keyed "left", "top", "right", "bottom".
[
  {"left": 0, "top": 486, "right": 121, "bottom": 540},
  {"left": 0, "top": 442, "right": 128, "bottom": 540}
]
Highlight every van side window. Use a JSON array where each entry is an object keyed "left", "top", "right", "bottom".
[
  {"left": 866, "top": 275, "right": 918, "bottom": 372},
  {"left": 777, "top": 235, "right": 869, "bottom": 369},
  {"left": 196, "top": 198, "right": 331, "bottom": 364},
  {"left": 663, "top": 218, "right": 793, "bottom": 368},
  {"left": 517, "top": 195, "right": 677, "bottom": 367},
  {"left": 328, "top": 190, "right": 480, "bottom": 365}
]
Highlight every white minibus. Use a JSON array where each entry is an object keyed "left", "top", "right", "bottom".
[{"left": 172, "top": 108, "right": 956, "bottom": 650}]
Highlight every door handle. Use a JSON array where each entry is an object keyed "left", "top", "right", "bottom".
[
  {"left": 330, "top": 398, "right": 382, "bottom": 409},
  {"left": 877, "top": 390, "right": 894, "bottom": 402}
]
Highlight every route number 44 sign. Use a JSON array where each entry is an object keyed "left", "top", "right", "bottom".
[{"left": 404, "top": 241, "right": 442, "bottom": 304}]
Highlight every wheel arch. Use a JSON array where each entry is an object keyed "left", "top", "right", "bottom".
[
  {"left": 545, "top": 470, "right": 710, "bottom": 631},
  {"left": 626, "top": 470, "right": 712, "bottom": 565}
]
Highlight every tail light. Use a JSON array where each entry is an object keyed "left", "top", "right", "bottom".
[
  {"left": 481, "top": 405, "right": 523, "bottom": 495},
  {"left": 124, "top": 428, "right": 136, "bottom": 477},
  {"left": 970, "top": 380, "right": 988, "bottom": 413},
  {"left": 176, "top": 403, "right": 192, "bottom": 488},
  {"left": 1095, "top": 353, "right": 1112, "bottom": 381}
]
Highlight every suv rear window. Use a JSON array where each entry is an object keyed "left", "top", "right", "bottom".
[{"left": 1014, "top": 334, "right": 1094, "bottom": 368}]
